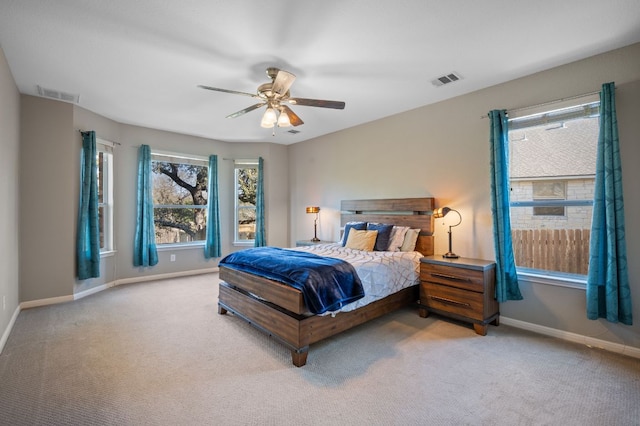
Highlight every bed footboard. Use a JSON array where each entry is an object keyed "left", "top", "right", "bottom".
[{"left": 218, "top": 275, "right": 418, "bottom": 367}]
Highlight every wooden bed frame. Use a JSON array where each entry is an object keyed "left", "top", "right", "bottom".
[{"left": 218, "top": 197, "right": 435, "bottom": 366}]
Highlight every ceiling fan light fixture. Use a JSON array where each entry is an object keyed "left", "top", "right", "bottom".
[
  {"left": 277, "top": 109, "right": 291, "bottom": 127},
  {"left": 260, "top": 107, "right": 277, "bottom": 128}
]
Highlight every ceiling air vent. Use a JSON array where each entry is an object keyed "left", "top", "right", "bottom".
[
  {"left": 431, "top": 72, "right": 463, "bottom": 87},
  {"left": 36, "top": 85, "right": 80, "bottom": 104}
]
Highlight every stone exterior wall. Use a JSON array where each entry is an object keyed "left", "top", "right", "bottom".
[{"left": 510, "top": 178, "right": 594, "bottom": 230}]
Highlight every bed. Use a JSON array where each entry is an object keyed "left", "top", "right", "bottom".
[{"left": 217, "top": 197, "right": 435, "bottom": 366}]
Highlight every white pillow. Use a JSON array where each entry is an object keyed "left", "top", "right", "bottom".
[
  {"left": 400, "top": 228, "right": 420, "bottom": 252},
  {"left": 387, "top": 226, "right": 410, "bottom": 251}
]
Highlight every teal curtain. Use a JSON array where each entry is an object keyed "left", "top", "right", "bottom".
[
  {"left": 205, "top": 155, "right": 221, "bottom": 258},
  {"left": 76, "top": 131, "right": 100, "bottom": 279},
  {"left": 586, "top": 82, "right": 632, "bottom": 325},
  {"left": 133, "top": 144, "right": 158, "bottom": 267},
  {"left": 488, "top": 110, "right": 522, "bottom": 302},
  {"left": 254, "top": 157, "right": 266, "bottom": 247}
]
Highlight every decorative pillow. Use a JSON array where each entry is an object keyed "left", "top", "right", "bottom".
[
  {"left": 400, "top": 228, "right": 420, "bottom": 252},
  {"left": 366, "top": 222, "right": 394, "bottom": 251},
  {"left": 387, "top": 226, "right": 410, "bottom": 251},
  {"left": 341, "top": 221, "right": 367, "bottom": 246},
  {"left": 344, "top": 229, "right": 378, "bottom": 251}
]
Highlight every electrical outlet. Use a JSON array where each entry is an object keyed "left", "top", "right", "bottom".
[{"left": 170, "top": 254, "right": 176, "bottom": 262}]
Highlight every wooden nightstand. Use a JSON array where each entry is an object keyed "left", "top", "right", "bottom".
[{"left": 419, "top": 256, "right": 499, "bottom": 336}]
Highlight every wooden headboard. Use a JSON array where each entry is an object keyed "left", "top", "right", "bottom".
[{"left": 340, "top": 198, "right": 435, "bottom": 256}]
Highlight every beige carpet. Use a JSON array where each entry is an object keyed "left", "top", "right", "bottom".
[{"left": 1, "top": 273, "right": 638, "bottom": 426}]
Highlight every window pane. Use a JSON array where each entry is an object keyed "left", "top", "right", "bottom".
[
  {"left": 95, "top": 148, "right": 112, "bottom": 252},
  {"left": 235, "top": 167, "right": 257, "bottom": 242},
  {"left": 97, "top": 152, "right": 104, "bottom": 204},
  {"left": 152, "top": 160, "right": 208, "bottom": 244},
  {"left": 509, "top": 109, "right": 597, "bottom": 276},
  {"left": 98, "top": 205, "right": 105, "bottom": 249}
]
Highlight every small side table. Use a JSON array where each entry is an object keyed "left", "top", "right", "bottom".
[{"left": 419, "top": 256, "right": 499, "bottom": 335}]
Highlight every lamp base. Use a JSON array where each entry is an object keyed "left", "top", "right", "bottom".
[
  {"left": 442, "top": 252, "right": 459, "bottom": 259},
  {"left": 311, "top": 237, "right": 320, "bottom": 242}
]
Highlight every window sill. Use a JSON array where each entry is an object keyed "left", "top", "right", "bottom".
[
  {"left": 100, "top": 250, "right": 116, "bottom": 258},
  {"left": 516, "top": 269, "right": 586, "bottom": 290},
  {"left": 157, "top": 242, "right": 205, "bottom": 251},
  {"left": 233, "top": 241, "right": 255, "bottom": 247}
]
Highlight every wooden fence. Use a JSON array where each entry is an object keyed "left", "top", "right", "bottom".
[{"left": 511, "top": 229, "right": 590, "bottom": 275}]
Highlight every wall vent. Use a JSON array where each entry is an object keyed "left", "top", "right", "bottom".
[
  {"left": 431, "top": 72, "right": 463, "bottom": 87},
  {"left": 36, "top": 85, "right": 80, "bottom": 104}
]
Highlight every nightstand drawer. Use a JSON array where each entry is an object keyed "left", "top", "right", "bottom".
[
  {"left": 421, "top": 282, "right": 484, "bottom": 321},
  {"left": 420, "top": 263, "right": 484, "bottom": 293}
]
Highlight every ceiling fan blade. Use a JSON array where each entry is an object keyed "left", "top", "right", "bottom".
[
  {"left": 272, "top": 70, "right": 296, "bottom": 97},
  {"left": 287, "top": 98, "right": 345, "bottom": 109},
  {"left": 198, "top": 85, "right": 259, "bottom": 98},
  {"left": 226, "top": 102, "right": 267, "bottom": 119},
  {"left": 281, "top": 105, "right": 304, "bottom": 127}
]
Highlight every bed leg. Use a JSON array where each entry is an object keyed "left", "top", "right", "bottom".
[
  {"left": 218, "top": 304, "right": 228, "bottom": 315},
  {"left": 291, "top": 348, "right": 309, "bottom": 367}
]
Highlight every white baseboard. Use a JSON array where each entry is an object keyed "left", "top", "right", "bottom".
[
  {"left": 114, "top": 267, "right": 219, "bottom": 286},
  {"left": 74, "top": 282, "right": 116, "bottom": 301},
  {"left": 1, "top": 268, "right": 219, "bottom": 354},
  {"left": 0, "top": 305, "right": 21, "bottom": 354},
  {"left": 20, "top": 294, "right": 74, "bottom": 309},
  {"left": 501, "top": 316, "right": 640, "bottom": 359},
  {"left": 19, "top": 267, "right": 220, "bottom": 310}
]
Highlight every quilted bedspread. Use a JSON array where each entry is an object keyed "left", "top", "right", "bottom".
[{"left": 293, "top": 243, "right": 422, "bottom": 314}]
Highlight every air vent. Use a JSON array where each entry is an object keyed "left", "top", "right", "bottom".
[
  {"left": 36, "top": 85, "right": 80, "bottom": 104},
  {"left": 287, "top": 129, "right": 301, "bottom": 134},
  {"left": 431, "top": 72, "right": 463, "bottom": 87}
]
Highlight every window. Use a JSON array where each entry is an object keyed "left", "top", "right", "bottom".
[
  {"left": 234, "top": 160, "right": 258, "bottom": 244},
  {"left": 151, "top": 153, "right": 208, "bottom": 245},
  {"left": 508, "top": 100, "right": 599, "bottom": 277},
  {"left": 96, "top": 140, "right": 114, "bottom": 252},
  {"left": 532, "top": 180, "right": 566, "bottom": 216}
]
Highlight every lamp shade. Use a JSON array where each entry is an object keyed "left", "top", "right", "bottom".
[
  {"left": 260, "top": 107, "right": 277, "bottom": 128},
  {"left": 277, "top": 109, "right": 292, "bottom": 127},
  {"left": 306, "top": 206, "right": 320, "bottom": 214},
  {"left": 433, "top": 207, "right": 452, "bottom": 219}
]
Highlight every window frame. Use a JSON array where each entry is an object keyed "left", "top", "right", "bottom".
[
  {"left": 507, "top": 96, "right": 599, "bottom": 286},
  {"left": 233, "top": 160, "right": 258, "bottom": 246},
  {"left": 151, "top": 151, "right": 209, "bottom": 247},
  {"left": 96, "top": 139, "right": 114, "bottom": 254}
]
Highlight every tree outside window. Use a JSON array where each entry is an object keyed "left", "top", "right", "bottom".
[
  {"left": 152, "top": 156, "right": 208, "bottom": 244},
  {"left": 235, "top": 164, "right": 257, "bottom": 242}
]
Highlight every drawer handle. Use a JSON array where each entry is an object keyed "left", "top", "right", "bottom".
[
  {"left": 429, "top": 295, "right": 471, "bottom": 308},
  {"left": 430, "top": 272, "right": 471, "bottom": 282}
]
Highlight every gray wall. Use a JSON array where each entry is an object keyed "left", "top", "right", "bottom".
[
  {"left": 0, "top": 47, "right": 20, "bottom": 342},
  {"left": 289, "top": 43, "right": 640, "bottom": 350},
  {"left": 3, "top": 42, "right": 638, "bottom": 353},
  {"left": 16, "top": 95, "right": 289, "bottom": 301}
]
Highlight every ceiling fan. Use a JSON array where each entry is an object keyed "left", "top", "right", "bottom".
[{"left": 198, "top": 67, "right": 345, "bottom": 129}]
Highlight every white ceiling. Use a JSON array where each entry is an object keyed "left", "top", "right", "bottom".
[{"left": 1, "top": 1, "right": 639, "bottom": 145}]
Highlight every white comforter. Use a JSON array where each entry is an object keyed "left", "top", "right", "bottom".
[{"left": 292, "top": 243, "right": 422, "bottom": 315}]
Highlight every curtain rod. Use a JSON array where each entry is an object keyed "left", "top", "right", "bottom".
[
  {"left": 481, "top": 89, "right": 602, "bottom": 119},
  {"left": 77, "top": 129, "right": 121, "bottom": 146}
]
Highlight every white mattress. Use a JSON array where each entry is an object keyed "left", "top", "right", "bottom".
[{"left": 292, "top": 243, "right": 422, "bottom": 315}]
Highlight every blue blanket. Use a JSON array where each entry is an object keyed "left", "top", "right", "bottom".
[{"left": 219, "top": 247, "right": 364, "bottom": 315}]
